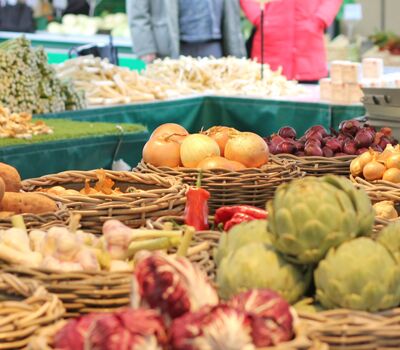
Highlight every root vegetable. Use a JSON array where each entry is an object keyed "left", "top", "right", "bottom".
[
  {"left": 0, "top": 162, "right": 21, "bottom": 192},
  {"left": 373, "top": 201, "right": 398, "bottom": 220},
  {"left": 278, "top": 126, "right": 296, "bottom": 139},
  {"left": 197, "top": 156, "right": 246, "bottom": 171},
  {"left": 205, "top": 126, "right": 239, "bottom": 156},
  {"left": 225, "top": 132, "right": 269, "bottom": 168},
  {"left": 363, "top": 160, "right": 386, "bottom": 181},
  {"left": 143, "top": 135, "right": 182, "bottom": 167},
  {"left": 383, "top": 168, "right": 400, "bottom": 183},
  {"left": 386, "top": 153, "right": 400, "bottom": 169},
  {"left": 180, "top": 134, "right": 220, "bottom": 168},
  {"left": 0, "top": 192, "right": 57, "bottom": 214},
  {"left": 150, "top": 123, "right": 188, "bottom": 143}
]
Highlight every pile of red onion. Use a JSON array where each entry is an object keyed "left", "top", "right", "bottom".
[{"left": 265, "top": 120, "right": 398, "bottom": 157}]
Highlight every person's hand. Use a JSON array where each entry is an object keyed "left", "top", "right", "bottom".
[{"left": 140, "top": 53, "right": 157, "bottom": 63}]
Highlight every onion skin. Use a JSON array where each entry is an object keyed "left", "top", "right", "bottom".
[
  {"left": 278, "top": 126, "right": 297, "bottom": 139},
  {"left": 383, "top": 168, "right": 400, "bottom": 183},
  {"left": 225, "top": 132, "right": 269, "bottom": 168},
  {"left": 355, "top": 129, "right": 374, "bottom": 148},
  {"left": 143, "top": 136, "right": 181, "bottom": 167},
  {"left": 343, "top": 140, "right": 357, "bottom": 155},
  {"left": 322, "top": 146, "right": 334, "bottom": 158},
  {"left": 304, "top": 144, "right": 323, "bottom": 157},
  {"left": 205, "top": 126, "right": 239, "bottom": 156},
  {"left": 197, "top": 156, "right": 246, "bottom": 171},
  {"left": 363, "top": 161, "right": 386, "bottom": 181},
  {"left": 276, "top": 141, "right": 297, "bottom": 154},
  {"left": 356, "top": 148, "right": 369, "bottom": 155},
  {"left": 180, "top": 134, "right": 220, "bottom": 168},
  {"left": 151, "top": 123, "right": 189, "bottom": 143},
  {"left": 386, "top": 153, "right": 400, "bottom": 169}
]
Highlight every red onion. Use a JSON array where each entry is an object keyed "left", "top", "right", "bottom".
[
  {"left": 343, "top": 140, "right": 357, "bottom": 155},
  {"left": 276, "top": 141, "right": 297, "bottom": 154},
  {"left": 322, "top": 146, "right": 334, "bottom": 157},
  {"left": 356, "top": 148, "right": 369, "bottom": 155},
  {"left": 339, "top": 120, "right": 361, "bottom": 136},
  {"left": 296, "top": 151, "right": 305, "bottom": 157},
  {"left": 305, "top": 144, "right": 323, "bottom": 157},
  {"left": 293, "top": 141, "right": 304, "bottom": 151},
  {"left": 305, "top": 139, "right": 322, "bottom": 148},
  {"left": 305, "top": 125, "right": 328, "bottom": 138},
  {"left": 325, "top": 139, "right": 342, "bottom": 153},
  {"left": 278, "top": 126, "right": 297, "bottom": 139},
  {"left": 379, "top": 136, "right": 392, "bottom": 150},
  {"left": 270, "top": 135, "right": 285, "bottom": 146},
  {"left": 305, "top": 130, "right": 324, "bottom": 141},
  {"left": 381, "top": 127, "right": 393, "bottom": 137},
  {"left": 355, "top": 129, "right": 374, "bottom": 148},
  {"left": 371, "top": 144, "right": 383, "bottom": 152},
  {"left": 334, "top": 153, "right": 348, "bottom": 157},
  {"left": 132, "top": 252, "right": 218, "bottom": 320},
  {"left": 228, "top": 289, "right": 294, "bottom": 347},
  {"left": 268, "top": 143, "right": 279, "bottom": 155}
]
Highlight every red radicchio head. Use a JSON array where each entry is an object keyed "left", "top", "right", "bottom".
[
  {"left": 228, "top": 289, "right": 295, "bottom": 347},
  {"left": 131, "top": 252, "right": 218, "bottom": 320},
  {"left": 170, "top": 305, "right": 255, "bottom": 350},
  {"left": 87, "top": 308, "right": 168, "bottom": 350},
  {"left": 53, "top": 313, "right": 104, "bottom": 350}
]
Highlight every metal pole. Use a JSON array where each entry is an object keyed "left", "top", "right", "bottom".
[
  {"left": 381, "top": 0, "right": 386, "bottom": 31},
  {"left": 261, "top": 7, "right": 265, "bottom": 79}
]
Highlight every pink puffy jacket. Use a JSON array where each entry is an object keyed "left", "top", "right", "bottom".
[{"left": 241, "top": 0, "right": 343, "bottom": 81}]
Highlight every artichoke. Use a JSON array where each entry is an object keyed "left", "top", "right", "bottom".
[
  {"left": 315, "top": 237, "right": 400, "bottom": 312},
  {"left": 216, "top": 243, "right": 309, "bottom": 303},
  {"left": 378, "top": 221, "right": 400, "bottom": 263},
  {"left": 267, "top": 175, "right": 374, "bottom": 264},
  {"left": 214, "top": 220, "right": 271, "bottom": 265}
]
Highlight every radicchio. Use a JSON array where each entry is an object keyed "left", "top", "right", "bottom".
[
  {"left": 87, "top": 308, "right": 168, "bottom": 350},
  {"left": 170, "top": 305, "right": 255, "bottom": 350},
  {"left": 228, "top": 289, "right": 295, "bottom": 347},
  {"left": 131, "top": 252, "right": 218, "bottom": 320}
]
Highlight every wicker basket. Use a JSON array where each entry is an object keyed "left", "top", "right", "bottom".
[
  {"left": 351, "top": 176, "right": 400, "bottom": 203},
  {"left": 0, "top": 273, "right": 65, "bottom": 349},
  {"left": 300, "top": 308, "right": 400, "bottom": 350},
  {"left": 276, "top": 154, "right": 355, "bottom": 177},
  {"left": 134, "top": 157, "right": 302, "bottom": 213},
  {"left": 22, "top": 170, "right": 188, "bottom": 234},
  {"left": 0, "top": 219, "right": 220, "bottom": 317}
]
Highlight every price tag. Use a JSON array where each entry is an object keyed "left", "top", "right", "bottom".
[
  {"left": 343, "top": 4, "right": 363, "bottom": 21},
  {"left": 53, "top": 0, "right": 67, "bottom": 10}
]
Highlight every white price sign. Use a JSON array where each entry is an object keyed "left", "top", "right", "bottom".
[{"left": 343, "top": 4, "right": 363, "bottom": 21}]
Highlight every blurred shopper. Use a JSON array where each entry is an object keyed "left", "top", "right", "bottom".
[
  {"left": 241, "top": 0, "right": 343, "bottom": 82},
  {"left": 127, "top": 0, "right": 246, "bottom": 62},
  {"left": 63, "top": 0, "right": 90, "bottom": 15}
]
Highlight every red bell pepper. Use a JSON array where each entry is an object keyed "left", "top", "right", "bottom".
[
  {"left": 184, "top": 172, "right": 210, "bottom": 231},
  {"left": 214, "top": 205, "right": 268, "bottom": 232}
]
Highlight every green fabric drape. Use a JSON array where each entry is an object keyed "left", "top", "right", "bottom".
[
  {"left": 0, "top": 131, "right": 148, "bottom": 179},
  {"left": 38, "top": 96, "right": 365, "bottom": 136}
]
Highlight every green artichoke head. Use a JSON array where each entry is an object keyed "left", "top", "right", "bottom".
[
  {"left": 315, "top": 237, "right": 400, "bottom": 312},
  {"left": 216, "top": 242, "right": 310, "bottom": 303},
  {"left": 377, "top": 221, "right": 400, "bottom": 264},
  {"left": 267, "top": 175, "right": 374, "bottom": 264},
  {"left": 214, "top": 220, "right": 271, "bottom": 265}
]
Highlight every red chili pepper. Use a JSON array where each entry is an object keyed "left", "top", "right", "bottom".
[
  {"left": 224, "top": 212, "right": 258, "bottom": 231},
  {"left": 184, "top": 172, "right": 210, "bottom": 231},
  {"left": 214, "top": 205, "right": 267, "bottom": 226}
]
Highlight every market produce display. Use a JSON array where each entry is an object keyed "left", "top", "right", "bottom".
[
  {"left": 143, "top": 123, "right": 269, "bottom": 169},
  {"left": 0, "top": 105, "right": 52, "bottom": 139},
  {"left": 0, "top": 38, "right": 86, "bottom": 114},
  {"left": 266, "top": 120, "right": 397, "bottom": 157},
  {"left": 350, "top": 144, "right": 400, "bottom": 182},
  {"left": 55, "top": 56, "right": 178, "bottom": 106},
  {"left": 47, "top": 13, "right": 130, "bottom": 38},
  {"left": 0, "top": 216, "right": 209, "bottom": 272},
  {"left": 373, "top": 200, "right": 398, "bottom": 220},
  {"left": 144, "top": 56, "right": 303, "bottom": 98}
]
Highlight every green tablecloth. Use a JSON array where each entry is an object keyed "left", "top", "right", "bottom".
[
  {"left": 38, "top": 96, "right": 366, "bottom": 136},
  {"left": 0, "top": 131, "right": 148, "bottom": 179}
]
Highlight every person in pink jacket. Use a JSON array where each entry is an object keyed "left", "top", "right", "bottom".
[{"left": 241, "top": 0, "right": 343, "bottom": 82}]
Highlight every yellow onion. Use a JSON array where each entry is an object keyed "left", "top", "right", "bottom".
[
  {"left": 383, "top": 168, "right": 400, "bottom": 183},
  {"left": 180, "top": 134, "right": 220, "bottom": 168},
  {"left": 386, "top": 153, "right": 400, "bottom": 169},
  {"left": 363, "top": 160, "right": 386, "bottom": 181},
  {"left": 378, "top": 144, "right": 396, "bottom": 162},
  {"left": 373, "top": 201, "right": 398, "bottom": 220},
  {"left": 351, "top": 149, "right": 375, "bottom": 177},
  {"left": 225, "top": 132, "right": 269, "bottom": 168}
]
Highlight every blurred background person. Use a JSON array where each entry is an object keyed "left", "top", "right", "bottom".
[
  {"left": 127, "top": 0, "right": 246, "bottom": 63},
  {"left": 241, "top": 0, "right": 343, "bottom": 83}
]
